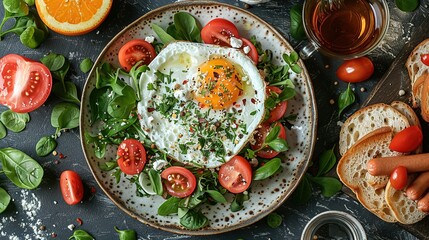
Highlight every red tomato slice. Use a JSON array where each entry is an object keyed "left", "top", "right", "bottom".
[
  {"left": 0, "top": 54, "right": 52, "bottom": 113},
  {"left": 251, "top": 122, "right": 287, "bottom": 159},
  {"left": 390, "top": 166, "right": 408, "bottom": 190},
  {"left": 201, "top": 18, "right": 240, "bottom": 47},
  {"left": 118, "top": 39, "right": 156, "bottom": 71},
  {"left": 389, "top": 126, "right": 423, "bottom": 153},
  {"left": 117, "top": 139, "right": 147, "bottom": 175},
  {"left": 60, "top": 170, "right": 84, "bottom": 205},
  {"left": 421, "top": 54, "right": 429, "bottom": 66},
  {"left": 218, "top": 156, "right": 252, "bottom": 194},
  {"left": 265, "top": 86, "right": 288, "bottom": 123},
  {"left": 161, "top": 166, "right": 196, "bottom": 198},
  {"left": 336, "top": 57, "right": 374, "bottom": 83},
  {"left": 240, "top": 37, "right": 259, "bottom": 64}
]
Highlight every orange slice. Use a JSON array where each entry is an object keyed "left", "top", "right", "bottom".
[{"left": 35, "top": 0, "right": 113, "bottom": 36}]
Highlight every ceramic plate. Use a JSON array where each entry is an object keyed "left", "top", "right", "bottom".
[{"left": 80, "top": 1, "right": 317, "bottom": 235}]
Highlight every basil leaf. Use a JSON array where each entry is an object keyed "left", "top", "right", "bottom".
[
  {"left": 289, "top": 174, "right": 312, "bottom": 205},
  {"left": 0, "top": 121, "right": 6, "bottom": 139},
  {"left": 0, "top": 187, "right": 11, "bottom": 213},
  {"left": 205, "top": 190, "right": 227, "bottom": 203},
  {"left": 148, "top": 169, "right": 163, "bottom": 195},
  {"left": 99, "top": 160, "right": 117, "bottom": 171},
  {"left": 267, "top": 212, "right": 282, "bottom": 228},
  {"left": 52, "top": 81, "right": 80, "bottom": 104},
  {"left": 253, "top": 158, "right": 281, "bottom": 181},
  {"left": 265, "top": 125, "right": 280, "bottom": 143},
  {"left": 316, "top": 147, "right": 336, "bottom": 177},
  {"left": 0, "top": 147, "right": 44, "bottom": 189},
  {"left": 230, "top": 193, "right": 249, "bottom": 212},
  {"left": 151, "top": 24, "right": 175, "bottom": 44},
  {"left": 40, "top": 52, "right": 65, "bottom": 72},
  {"left": 290, "top": 4, "right": 306, "bottom": 41},
  {"left": 267, "top": 138, "right": 289, "bottom": 152},
  {"left": 310, "top": 176, "right": 342, "bottom": 197},
  {"left": 80, "top": 58, "right": 93, "bottom": 73},
  {"left": 395, "top": 0, "right": 419, "bottom": 12},
  {"left": 338, "top": 84, "right": 355, "bottom": 116},
  {"left": 114, "top": 226, "right": 136, "bottom": 240},
  {"left": 179, "top": 209, "right": 208, "bottom": 230},
  {"left": 158, "top": 197, "right": 181, "bottom": 216},
  {"left": 68, "top": 229, "right": 94, "bottom": 240},
  {"left": 0, "top": 110, "right": 30, "bottom": 133},
  {"left": 173, "top": 12, "right": 201, "bottom": 42},
  {"left": 35, "top": 136, "right": 57, "bottom": 157}
]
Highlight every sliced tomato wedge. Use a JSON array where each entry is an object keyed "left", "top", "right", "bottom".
[
  {"left": 60, "top": 170, "right": 84, "bottom": 205},
  {"left": 251, "top": 122, "right": 287, "bottom": 159},
  {"left": 240, "top": 37, "right": 259, "bottom": 64},
  {"left": 118, "top": 39, "right": 156, "bottom": 71},
  {"left": 265, "top": 86, "right": 288, "bottom": 123},
  {"left": 218, "top": 156, "right": 252, "bottom": 194},
  {"left": 0, "top": 54, "right": 52, "bottom": 113},
  {"left": 161, "top": 166, "right": 196, "bottom": 198},
  {"left": 117, "top": 139, "right": 147, "bottom": 175},
  {"left": 201, "top": 18, "right": 240, "bottom": 47}
]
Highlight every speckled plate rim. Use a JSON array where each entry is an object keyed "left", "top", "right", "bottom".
[{"left": 79, "top": 0, "right": 318, "bottom": 235}]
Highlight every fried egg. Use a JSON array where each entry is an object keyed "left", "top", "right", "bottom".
[{"left": 137, "top": 42, "right": 265, "bottom": 168}]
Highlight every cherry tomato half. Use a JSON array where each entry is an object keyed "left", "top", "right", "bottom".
[
  {"left": 421, "top": 54, "right": 429, "bottom": 66},
  {"left": 201, "top": 18, "right": 240, "bottom": 47},
  {"left": 118, "top": 39, "right": 156, "bottom": 71},
  {"left": 336, "top": 57, "right": 374, "bottom": 83},
  {"left": 0, "top": 54, "right": 52, "bottom": 113},
  {"left": 218, "top": 156, "right": 252, "bottom": 194},
  {"left": 117, "top": 139, "right": 147, "bottom": 175},
  {"left": 389, "top": 126, "right": 423, "bottom": 153},
  {"left": 161, "top": 166, "right": 196, "bottom": 198},
  {"left": 241, "top": 37, "right": 259, "bottom": 64},
  {"left": 265, "top": 86, "right": 288, "bottom": 123},
  {"left": 60, "top": 170, "right": 84, "bottom": 205},
  {"left": 250, "top": 122, "right": 287, "bottom": 159},
  {"left": 390, "top": 166, "right": 408, "bottom": 190}
]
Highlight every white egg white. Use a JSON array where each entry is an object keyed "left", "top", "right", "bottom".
[{"left": 137, "top": 42, "right": 266, "bottom": 168}]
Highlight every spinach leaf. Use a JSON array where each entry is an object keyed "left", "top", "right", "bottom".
[
  {"left": 148, "top": 169, "right": 163, "bottom": 195},
  {"left": 290, "top": 4, "right": 306, "bottom": 41},
  {"left": 253, "top": 158, "right": 281, "bottom": 181},
  {"left": 0, "top": 187, "right": 10, "bottom": 213},
  {"left": 316, "top": 147, "right": 336, "bottom": 177},
  {"left": 151, "top": 24, "right": 175, "bottom": 44},
  {"left": 158, "top": 197, "right": 181, "bottom": 216},
  {"left": 230, "top": 192, "right": 249, "bottom": 212},
  {"left": 267, "top": 212, "right": 282, "bottom": 228},
  {"left": 99, "top": 160, "right": 117, "bottom": 171},
  {"left": 51, "top": 102, "right": 80, "bottom": 130},
  {"left": 40, "top": 52, "right": 65, "bottom": 71},
  {"left": 68, "top": 229, "right": 94, "bottom": 240},
  {"left": 114, "top": 226, "right": 136, "bottom": 240},
  {"left": 35, "top": 136, "right": 57, "bottom": 157},
  {"left": 52, "top": 81, "right": 80, "bottom": 104},
  {"left": 0, "top": 121, "right": 7, "bottom": 139},
  {"left": 84, "top": 132, "right": 107, "bottom": 159},
  {"left": 89, "top": 87, "right": 111, "bottom": 124},
  {"left": 0, "top": 110, "right": 30, "bottom": 132},
  {"left": 0, "top": 147, "right": 44, "bottom": 189},
  {"left": 173, "top": 12, "right": 201, "bottom": 42},
  {"left": 179, "top": 209, "right": 208, "bottom": 230},
  {"left": 20, "top": 25, "right": 46, "bottom": 48},
  {"left": 338, "top": 83, "right": 356, "bottom": 116},
  {"left": 309, "top": 176, "right": 342, "bottom": 197},
  {"left": 107, "top": 85, "right": 136, "bottom": 119},
  {"left": 395, "top": 0, "right": 419, "bottom": 12},
  {"left": 80, "top": 58, "right": 94, "bottom": 73},
  {"left": 205, "top": 190, "right": 227, "bottom": 203}
]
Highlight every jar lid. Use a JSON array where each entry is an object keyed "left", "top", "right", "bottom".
[{"left": 301, "top": 211, "right": 367, "bottom": 240}]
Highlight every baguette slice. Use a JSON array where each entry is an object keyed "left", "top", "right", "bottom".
[
  {"left": 337, "top": 127, "right": 401, "bottom": 223},
  {"left": 385, "top": 174, "right": 428, "bottom": 224},
  {"left": 406, "top": 38, "right": 429, "bottom": 108},
  {"left": 339, "top": 103, "right": 410, "bottom": 156}
]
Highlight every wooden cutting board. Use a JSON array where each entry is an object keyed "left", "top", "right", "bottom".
[{"left": 361, "top": 13, "right": 429, "bottom": 240}]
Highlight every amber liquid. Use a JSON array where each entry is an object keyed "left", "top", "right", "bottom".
[{"left": 308, "top": 0, "right": 384, "bottom": 56}]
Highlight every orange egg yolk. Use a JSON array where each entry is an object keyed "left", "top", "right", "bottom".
[{"left": 194, "top": 58, "right": 243, "bottom": 110}]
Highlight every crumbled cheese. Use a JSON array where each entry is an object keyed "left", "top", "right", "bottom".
[
  {"left": 153, "top": 160, "right": 168, "bottom": 171},
  {"left": 67, "top": 224, "right": 75, "bottom": 231},
  {"left": 399, "top": 89, "right": 406, "bottom": 96},
  {"left": 230, "top": 37, "right": 243, "bottom": 48},
  {"left": 147, "top": 116, "right": 154, "bottom": 124},
  {"left": 243, "top": 45, "right": 251, "bottom": 54},
  {"left": 145, "top": 36, "right": 155, "bottom": 43}
]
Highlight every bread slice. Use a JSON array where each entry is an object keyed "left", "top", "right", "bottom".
[
  {"left": 406, "top": 38, "right": 429, "bottom": 108},
  {"left": 337, "top": 127, "right": 402, "bottom": 222},
  {"left": 339, "top": 103, "right": 410, "bottom": 156},
  {"left": 385, "top": 174, "right": 428, "bottom": 224}
]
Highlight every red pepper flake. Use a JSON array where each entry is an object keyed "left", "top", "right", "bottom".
[
  {"left": 251, "top": 98, "right": 256, "bottom": 104},
  {"left": 242, "top": 99, "right": 247, "bottom": 106},
  {"left": 183, "top": 80, "right": 188, "bottom": 84},
  {"left": 51, "top": 232, "right": 57, "bottom": 238},
  {"left": 147, "top": 107, "right": 155, "bottom": 112},
  {"left": 90, "top": 186, "right": 97, "bottom": 194},
  {"left": 59, "top": 153, "right": 66, "bottom": 159},
  {"left": 76, "top": 218, "right": 83, "bottom": 225}
]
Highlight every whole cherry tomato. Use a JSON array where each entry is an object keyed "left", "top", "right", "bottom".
[
  {"left": 389, "top": 126, "right": 423, "bottom": 153},
  {"left": 336, "top": 57, "right": 374, "bottom": 83},
  {"left": 421, "top": 54, "right": 429, "bottom": 66},
  {"left": 390, "top": 166, "right": 408, "bottom": 190}
]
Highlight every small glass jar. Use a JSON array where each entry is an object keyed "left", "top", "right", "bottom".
[{"left": 301, "top": 211, "right": 367, "bottom": 240}]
